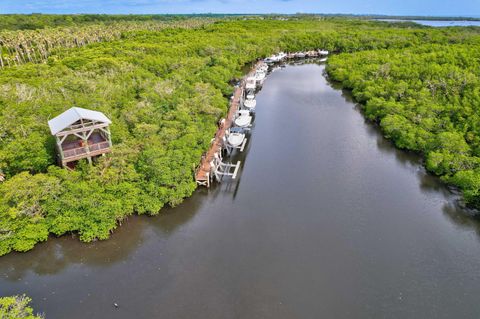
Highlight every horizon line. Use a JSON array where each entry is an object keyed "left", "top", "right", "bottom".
[{"left": 0, "top": 12, "right": 479, "bottom": 19}]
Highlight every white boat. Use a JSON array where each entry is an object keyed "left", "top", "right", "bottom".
[
  {"left": 237, "top": 110, "right": 250, "bottom": 117},
  {"left": 235, "top": 115, "right": 252, "bottom": 128},
  {"left": 295, "top": 52, "right": 306, "bottom": 58},
  {"left": 258, "top": 64, "right": 268, "bottom": 73},
  {"left": 245, "top": 77, "right": 256, "bottom": 90},
  {"left": 223, "top": 127, "right": 248, "bottom": 154},
  {"left": 243, "top": 98, "right": 256, "bottom": 109},
  {"left": 234, "top": 110, "right": 252, "bottom": 127},
  {"left": 265, "top": 54, "right": 279, "bottom": 63},
  {"left": 226, "top": 131, "right": 245, "bottom": 147},
  {"left": 277, "top": 52, "right": 287, "bottom": 60},
  {"left": 254, "top": 70, "right": 266, "bottom": 83},
  {"left": 265, "top": 52, "right": 287, "bottom": 64},
  {"left": 319, "top": 57, "right": 328, "bottom": 62},
  {"left": 247, "top": 94, "right": 255, "bottom": 100},
  {"left": 319, "top": 50, "right": 329, "bottom": 55}
]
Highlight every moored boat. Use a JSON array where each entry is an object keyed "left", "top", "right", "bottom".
[
  {"left": 277, "top": 52, "right": 287, "bottom": 60},
  {"left": 245, "top": 77, "right": 256, "bottom": 91},
  {"left": 234, "top": 110, "right": 253, "bottom": 128},
  {"left": 258, "top": 64, "right": 268, "bottom": 73},
  {"left": 264, "top": 52, "right": 287, "bottom": 64},
  {"left": 254, "top": 70, "right": 266, "bottom": 84},
  {"left": 243, "top": 97, "right": 257, "bottom": 110},
  {"left": 226, "top": 129, "right": 246, "bottom": 147}
]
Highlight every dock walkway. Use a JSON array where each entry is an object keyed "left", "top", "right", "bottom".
[{"left": 195, "top": 62, "right": 262, "bottom": 187}]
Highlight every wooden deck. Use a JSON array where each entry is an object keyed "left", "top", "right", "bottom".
[
  {"left": 61, "top": 132, "right": 111, "bottom": 163},
  {"left": 195, "top": 61, "right": 264, "bottom": 187},
  {"left": 62, "top": 141, "right": 111, "bottom": 162}
]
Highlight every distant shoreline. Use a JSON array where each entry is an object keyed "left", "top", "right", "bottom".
[
  {"left": 0, "top": 13, "right": 478, "bottom": 21},
  {"left": 370, "top": 16, "right": 480, "bottom": 22}
]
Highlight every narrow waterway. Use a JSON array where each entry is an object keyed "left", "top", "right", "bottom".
[{"left": 2, "top": 62, "right": 480, "bottom": 318}]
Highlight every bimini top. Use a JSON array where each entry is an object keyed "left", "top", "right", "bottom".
[{"left": 48, "top": 107, "right": 111, "bottom": 135}]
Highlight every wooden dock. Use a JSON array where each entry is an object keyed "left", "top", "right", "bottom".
[
  {"left": 194, "top": 51, "right": 328, "bottom": 187},
  {"left": 195, "top": 86, "right": 243, "bottom": 187},
  {"left": 195, "top": 61, "right": 263, "bottom": 187}
]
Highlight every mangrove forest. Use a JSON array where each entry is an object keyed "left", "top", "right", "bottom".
[{"left": 1, "top": 15, "right": 480, "bottom": 258}]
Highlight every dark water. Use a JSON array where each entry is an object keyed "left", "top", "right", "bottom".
[
  {"left": 3, "top": 63, "right": 480, "bottom": 318},
  {"left": 377, "top": 19, "right": 480, "bottom": 27}
]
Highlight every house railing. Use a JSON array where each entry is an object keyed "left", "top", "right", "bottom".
[{"left": 63, "top": 141, "right": 110, "bottom": 159}]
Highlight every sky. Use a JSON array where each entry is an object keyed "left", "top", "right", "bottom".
[{"left": 0, "top": 0, "right": 479, "bottom": 16}]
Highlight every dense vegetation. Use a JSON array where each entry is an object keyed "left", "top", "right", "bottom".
[
  {"left": 0, "top": 16, "right": 479, "bottom": 256},
  {"left": 327, "top": 34, "right": 480, "bottom": 207},
  {"left": 0, "top": 295, "right": 43, "bottom": 318},
  {"left": 0, "top": 19, "right": 214, "bottom": 68},
  {"left": 0, "top": 14, "right": 214, "bottom": 30}
]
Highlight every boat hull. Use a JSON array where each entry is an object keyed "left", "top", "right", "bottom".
[{"left": 234, "top": 116, "right": 252, "bottom": 128}]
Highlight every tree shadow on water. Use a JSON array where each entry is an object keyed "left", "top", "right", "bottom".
[
  {"left": 442, "top": 201, "right": 480, "bottom": 241},
  {"left": 3, "top": 120, "right": 258, "bottom": 281},
  {"left": 0, "top": 217, "right": 148, "bottom": 281},
  {"left": 148, "top": 193, "right": 205, "bottom": 235},
  {"left": 417, "top": 170, "right": 457, "bottom": 197},
  {"left": 324, "top": 71, "right": 480, "bottom": 241},
  {"left": 0, "top": 198, "right": 204, "bottom": 281}
]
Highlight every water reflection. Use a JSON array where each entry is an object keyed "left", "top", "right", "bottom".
[
  {"left": 0, "top": 218, "right": 147, "bottom": 280},
  {"left": 326, "top": 62, "right": 480, "bottom": 224},
  {"left": 0, "top": 198, "right": 203, "bottom": 280},
  {"left": 443, "top": 202, "right": 480, "bottom": 237},
  {"left": 151, "top": 194, "right": 202, "bottom": 234},
  {"left": 335, "top": 83, "right": 425, "bottom": 169}
]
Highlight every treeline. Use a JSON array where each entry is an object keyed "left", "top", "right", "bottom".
[
  {"left": 2, "top": 14, "right": 478, "bottom": 31},
  {"left": 327, "top": 39, "right": 480, "bottom": 207},
  {"left": 0, "top": 19, "right": 214, "bottom": 68},
  {"left": 0, "top": 18, "right": 480, "bottom": 256},
  {"left": 0, "top": 14, "right": 218, "bottom": 31}
]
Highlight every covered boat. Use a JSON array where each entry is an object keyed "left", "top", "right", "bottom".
[
  {"left": 258, "top": 64, "right": 268, "bottom": 73},
  {"left": 235, "top": 116, "right": 252, "bottom": 128},
  {"left": 243, "top": 97, "right": 257, "bottom": 110},
  {"left": 246, "top": 77, "right": 256, "bottom": 91},
  {"left": 254, "top": 70, "right": 266, "bottom": 84},
  {"left": 234, "top": 110, "right": 252, "bottom": 128},
  {"left": 226, "top": 128, "right": 246, "bottom": 147},
  {"left": 265, "top": 52, "right": 287, "bottom": 64},
  {"left": 277, "top": 52, "right": 287, "bottom": 60}
]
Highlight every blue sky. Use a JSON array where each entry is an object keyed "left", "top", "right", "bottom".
[{"left": 1, "top": 0, "right": 479, "bottom": 16}]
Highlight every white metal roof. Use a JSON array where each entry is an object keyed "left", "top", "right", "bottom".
[{"left": 48, "top": 107, "right": 111, "bottom": 135}]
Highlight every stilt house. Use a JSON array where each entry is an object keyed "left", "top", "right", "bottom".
[{"left": 48, "top": 107, "right": 112, "bottom": 167}]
